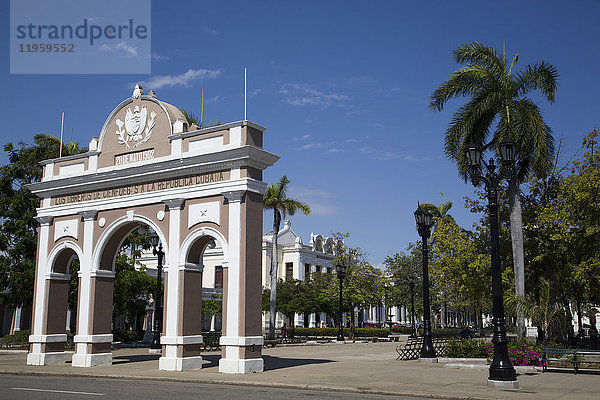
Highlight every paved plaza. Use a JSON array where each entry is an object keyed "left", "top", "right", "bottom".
[{"left": 1, "top": 340, "right": 598, "bottom": 399}]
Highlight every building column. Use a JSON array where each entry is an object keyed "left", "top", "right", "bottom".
[
  {"left": 12, "top": 306, "right": 22, "bottom": 333},
  {"left": 401, "top": 306, "right": 406, "bottom": 324},
  {"left": 28, "top": 216, "right": 69, "bottom": 366},
  {"left": 72, "top": 210, "right": 114, "bottom": 368},
  {"left": 159, "top": 199, "right": 204, "bottom": 371},
  {"left": 219, "top": 191, "right": 264, "bottom": 374}
]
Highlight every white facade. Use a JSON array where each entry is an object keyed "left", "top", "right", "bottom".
[{"left": 261, "top": 220, "right": 338, "bottom": 328}]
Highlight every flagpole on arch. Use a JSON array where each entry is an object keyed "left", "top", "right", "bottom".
[
  {"left": 244, "top": 67, "right": 247, "bottom": 121},
  {"left": 59, "top": 111, "right": 64, "bottom": 158}
]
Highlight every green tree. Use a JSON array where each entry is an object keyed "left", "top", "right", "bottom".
[
  {"left": 430, "top": 42, "right": 559, "bottom": 338},
  {"left": 112, "top": 253, "right": 156, "bottom": 332},
  {"left": 180, "top": 108, "right": 223, "bottom": 130},
  {"left": 202, "top": 293, "right": 222, "bottom": 331},
  {"left": 0, "top": 134, "right": 84, "bottom": 307},
  {"left": 535, "top": 131, "right": 600, "bottom": 319},
  {"left": 430, "top": 218, "right": 491, "bottom": 327},
  {"left": 384, "top": 245, "right": 423, "bottom": 315},
  {"left": 262, "top": 176, "right": 310, "bottom": 339},
  {"left": 420, "top": 193, "right": 456, "bottom": 230},
  {"left": 506, "top": 277, "right": 567, "bottom": 342}
]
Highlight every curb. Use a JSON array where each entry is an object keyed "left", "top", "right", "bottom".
[{"left": 0, "top": 369, "right": 495, "bottom": 400}]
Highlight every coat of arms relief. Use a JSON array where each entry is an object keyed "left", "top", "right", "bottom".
[{"left": 115, "top": 84, "right": 157, "bottom": 148}]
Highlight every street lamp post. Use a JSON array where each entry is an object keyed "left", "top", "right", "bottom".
[
  {"left": 336, "top": 263, "right": 347, "bottom": 342},
  {"left": 465, "top": 138, "right": 518, "bottom": 387},
  {"left": 150, "top": 233, "right": 165, "bottom": 351},
  {"left": 409, "top": 276, "right": 416, "bottom": 337},
  {"left": 414, "top": 205, "right": 436, "bottom": 359}
]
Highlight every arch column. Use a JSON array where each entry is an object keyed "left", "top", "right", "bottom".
[
  {"left": 159, "top": 199, "right": 204, "bottom": 371},
  {"left": 28, "top": 216, "right": 70, "bottom": 365},
  {"left": 73, "top": 210, "right": 114, "bottom": 367},
  {"left": 219, "top": 191, "right": 264, "bottom": 373}
]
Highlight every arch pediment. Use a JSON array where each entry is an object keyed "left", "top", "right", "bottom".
[{"left": 96, "top": 87, "right": 186, "bottom": 168}]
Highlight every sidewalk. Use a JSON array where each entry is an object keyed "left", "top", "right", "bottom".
[{"left": 1, "top": 341, "right": 598, "bottom": 400}]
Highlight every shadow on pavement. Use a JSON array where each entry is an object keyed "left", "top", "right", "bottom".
[
  {"left": 200, "top": 354, "right": 334, "bottom": 371},
  {"left": 112, "top": 354, "right": 161, "bottom": 365},
  {"left": 262, "top": 355, "right": 334, "bottom": 371}
]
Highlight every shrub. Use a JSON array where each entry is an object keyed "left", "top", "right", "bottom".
[
  {"left": 112, "top": 329, "right": 142, "bottom": 343},
  {"left": 486, "top": 338, "right": 543, "bottom": 366},
  {"left": 291, "top": 327, "right": 393, "bottom": 338},
  {"left": 0, "top": 329, "right": 31, "bottom": 348},
  {"left": 444, "top": 338, "right": 488, "bottom": 358}
]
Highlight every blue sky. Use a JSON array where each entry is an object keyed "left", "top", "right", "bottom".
[{"left": 1, "top": 1, "right": 599, "bottom": 267}]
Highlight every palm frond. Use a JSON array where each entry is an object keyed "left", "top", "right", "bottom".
[
  {"left": 511, "top": 99, "right": 555, "bottom": 179},
  {"left": 452, "top": 42, "right": 505, "bottom": 79},
  {"left": 514, "top": 61, "right": 559, "bottom": 103},
  {"left": 429, "top": 66, "right": 495, "bottom": 111}
]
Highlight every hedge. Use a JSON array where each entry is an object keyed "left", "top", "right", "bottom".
[
  {"left": 290, "top": 327, "right": 393, "bottom": 338},
  {"left": 0, "top": 329, "right": 30, "bottom": 348}
]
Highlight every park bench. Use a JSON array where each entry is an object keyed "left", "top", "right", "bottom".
[
  {"left": 200, "top": 332, "right": 221, "bottom": 351},
  {"left": 396, "top": 337, "right": 448, "bottom": 360},
  {"left": 542, "top": 348, "right": 600, "bottom": 374},
  {"left": 388, "top": 334, "right": 403, "bottom": 342}
]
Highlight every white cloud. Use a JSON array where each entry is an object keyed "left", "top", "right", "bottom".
[
  {"left": 206, "top": 95, "right": 223, "bottom": 103},
  {"left": 299, "top": 142, "right": 323, "bottom": 150},
  {"left": 360, "top": 146, "right": 400, "bottom": 160},
  {"left": 402, "top": 154, "right": 435, "bottom": 162},
  {"left": 288, "top": 187, "right": 336, "bottom": 216},
  {"left": 201, "top": 27, "right": 218, "bottom": 36},
  {"left": 151, "top": 52, "right": 169, "bottom": 60},
  {"left": 293, "top": 134, "right": 312, "bottom": 142},
  {"left": 328, "top": 148, "right": 344, "bottom": 153},
  {"left": 280, "top": 83, "right": 349, "bottom": 106},
  {"left": 249, "top": 88, "right": 263, "bottom": 98},
  {"left": 140, "top": 68, "right": 222, "bottom": 89},
  {"left": 346, "top": 138, "right": 358, "bottom": 143},
  {"left": 99, "top": 42, "right": 137, "bottom": 57}
]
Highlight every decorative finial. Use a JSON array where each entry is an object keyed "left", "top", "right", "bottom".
[{"left": 133, "top": 84, "right": 143, "bottom": 99}]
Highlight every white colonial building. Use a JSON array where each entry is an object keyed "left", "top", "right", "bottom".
[{"left": 260, "top": 220, "right": 408, "bottom": 330}]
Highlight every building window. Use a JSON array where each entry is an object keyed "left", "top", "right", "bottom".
[
  {"left": 215, "top": 266, "right": 223, "bottom": 289},
  {"left": 316, "top": 266, "right": 322, "bottom": 273},
  {"left": 285, "top": 262, "right": 293, "bottom": 281},
  {"left": 304, "top": 263, "right": 311, "bottom": 281},
  {"left": 327, "top": 267, "right": 332, "bottom": 274}
]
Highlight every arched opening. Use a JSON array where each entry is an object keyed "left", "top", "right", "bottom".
[
  {"left": 72, "top": 218, "right": 166, "bottom": 367},
  {"left": 44, "top": 243, "right": 81, "bottom": 354},
  {"left": 183, "top": 233, "right": 224, "bottom": 333}
]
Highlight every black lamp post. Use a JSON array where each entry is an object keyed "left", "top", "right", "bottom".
[
  {"left": 150, "top": 233, "right": 165, "bottom": 351},
  {"left": 414, "top": 205, "right": 436, "bottom": 358},
  {"left": 465, "top": 138, "right": 518, "bottom": 386},
  {"left": 408, "top": 276, "right": 416, "bottom": 337},
  {"left": 336, "top": 263, "right": 347, "bottom": 342}
]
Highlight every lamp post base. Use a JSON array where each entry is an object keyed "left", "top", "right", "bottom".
[{"left": 487, "top": 379, "right": 519, "bottom": 389}]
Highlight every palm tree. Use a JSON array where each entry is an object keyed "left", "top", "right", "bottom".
[
  {"left": 506, "top": 277, "right": 566, "bottom": 343},
  {"left": 263, "top": 176, "right": 310, "bottom": 339},
  {"left": 430, "top": 42, "right": 558, "bottom": 338},
  {"left": 421, "top": 192, "right": 456, "bottom": 230}
]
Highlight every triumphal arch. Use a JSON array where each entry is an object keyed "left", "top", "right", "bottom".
[{"left": 26, "top": 86, "right": 278, "bottom": 373}]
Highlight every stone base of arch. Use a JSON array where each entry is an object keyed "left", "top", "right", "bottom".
[
  {"left": 72, "top": 334, "right": 113, "bottom": 367},
  {"left": 27, "top": 334, "right": 69, "bottom": 365},
  {"left": 27, "top": 351, "right": 68, "bottom": 366},
  {"left": 218, "top": 336, "right": 264, "bottom": 374},
  {"left": 158, "top": 334, "right": 204, "bottom": 371}
]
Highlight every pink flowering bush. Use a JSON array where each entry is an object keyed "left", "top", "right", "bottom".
[{"left": 487, "top": 339, "right": 544, "bottom": 366}]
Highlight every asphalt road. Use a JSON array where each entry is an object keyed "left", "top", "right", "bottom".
[{"left": 0, "top": 374, "right": 422, "bottom": 400}]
